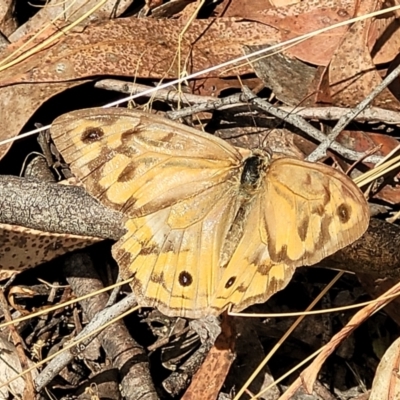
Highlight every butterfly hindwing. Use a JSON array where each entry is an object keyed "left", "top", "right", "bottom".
[
  {"left": 210, "top": 191, "right": 296, "bottom": 314},
  {"left": 113, "top": 180, "right": 243, "bottom": 318}
]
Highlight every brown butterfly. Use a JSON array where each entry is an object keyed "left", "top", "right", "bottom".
[{"left": 50, "top": 108, "right": 370, "bottom": 318}]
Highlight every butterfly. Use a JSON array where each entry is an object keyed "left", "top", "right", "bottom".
[{"left": 50, "top": 108, "right": 370, "bottom": 319}]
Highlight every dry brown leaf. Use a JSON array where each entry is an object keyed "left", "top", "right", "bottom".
[
  {"left": 0, "top": 17, "right": 279, "bottom": 87},
  {"left": 262, "top": 3, "right": 355, "bottom": 66},
  {"left": 0, "top": 0, "right": 17, "bottom": 37},
  {"left": 213, "top": 0, "right": 274, "bottom": 18},
  {"left": 337, "top": 130, "right": 400, "bottom": 204},
  {"left": 0, "top": 23, "right": 60, "bottom": 67},
  {"left": 181, "top": 314, "right": 235, "bottom": 400},
  {"left": 9, "top": 0, "right": 133, "bottom": 43},
  {"left": 177, "top": 0, "right": 204, "bottom": 22},
  {"left": 151, "top": 0, "right": 196, "bottom": 19},
  {"left": 215, "top": 0, "right": 355, "bottom": 66},
  {"left": 336, "top": 130, "right": 400, "bottom": 161},
  {"left": 0, "top": 223, "right": 100, "bottom": 281},
  {"left": 244, "top": 44, "right": 316, "bottom": 105},
  {"left": 0, "top": 26, "right": 89, "bottom": 160},
  {"left": 0, "top": 81, "right": 87, "bottom": 161},
  {"left": 271, "top": 0, "right": 300, "bottom": 6},
  {"left": 370, "top": 336, "right": 400, "bottom": 400},
  {"left": 327, "top": 0, "right": 400, "bottom": 110},
  {"left": 373, "top": 185, "right": 400, "bottom": 205},
  {"left": 0, "top": 334, "right": 38, "bottom": 399},
  {"left": 370, "top": 14, "right": 400, "bottom": 65}
]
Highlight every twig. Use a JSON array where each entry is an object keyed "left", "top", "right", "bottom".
[
  {"left": 36, "top": 254, "right": 157, "bottom": 400},
  {"left": 95, "top": 80, "right": 220, "bottom": 106},
  {"left": 279, "top": 280, "right": 400, "bottom": 399},
  {"left": 0, "top": 289, "right": 35, "bottom": 399},
  {"left": 307, "top": 62, "right": 400, "bottom": 162},
  {"left": 278, "top": 105, "right": 400, "bottom": 126},
  {"left": 167, "top": 93, "right": 245, "bottom": 119},
  {"left": 35, "top": 293, "right": 138, "bottom": 390},
  {"left": 0, "top": 175, "right": 124, "bottom": 240},
  {"left": 97, "top": 80, "right": 400, "bottom": 126},
  {"left": 241, "top": 86, "right": 382, "bottom": 164},
  {"left": 63, "top": 253, "right": 156, "bottom": 400}
]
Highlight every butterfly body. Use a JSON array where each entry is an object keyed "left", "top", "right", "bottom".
[{"left": 50, "top": 108, "right": 370, "bottom": 318}]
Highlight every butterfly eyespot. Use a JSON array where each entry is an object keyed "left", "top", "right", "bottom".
[
  {"left": 225, "top": 277, "right": 236, "bottom": 288},
  {"left": 178, "top": 271, "right": 193, "bottom": 287},
  {"left": 81, "top": 127, "right": 105, "bottom": 143},
  {"left": 337, "top": 203, "right": 351, "bottom": 223}
]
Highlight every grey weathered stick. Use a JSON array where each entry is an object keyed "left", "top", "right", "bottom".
[
  {"left": 35, "top": 290, "right": 142, "bottom": 392},
  {"left": 0, "top": 175, "right": 125, "bottom": 240},
  {"left": 97, "top": 80, "right": 400, "bottom": 126},
  {"left": 277, "top": 106, "right": 400, "bottom": 127},
  {"left": 241, "top": 86, "right": 382, "bottom": 164},
  {"left": 63, "top": 254, "right": 157, "bottom": 400},
  {"left": 96, "top": 80, "right": 218, "bottom": 106},
  {"left": 166, "top": 93, "right": 245, "bottom": 119},
  {"left": 307, "top": 62, "right": 400, "bottom": 162}
]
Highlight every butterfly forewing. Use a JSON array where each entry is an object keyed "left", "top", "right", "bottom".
[{"left": 50, "top": 108, "right": 243, "bottom": 217}]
